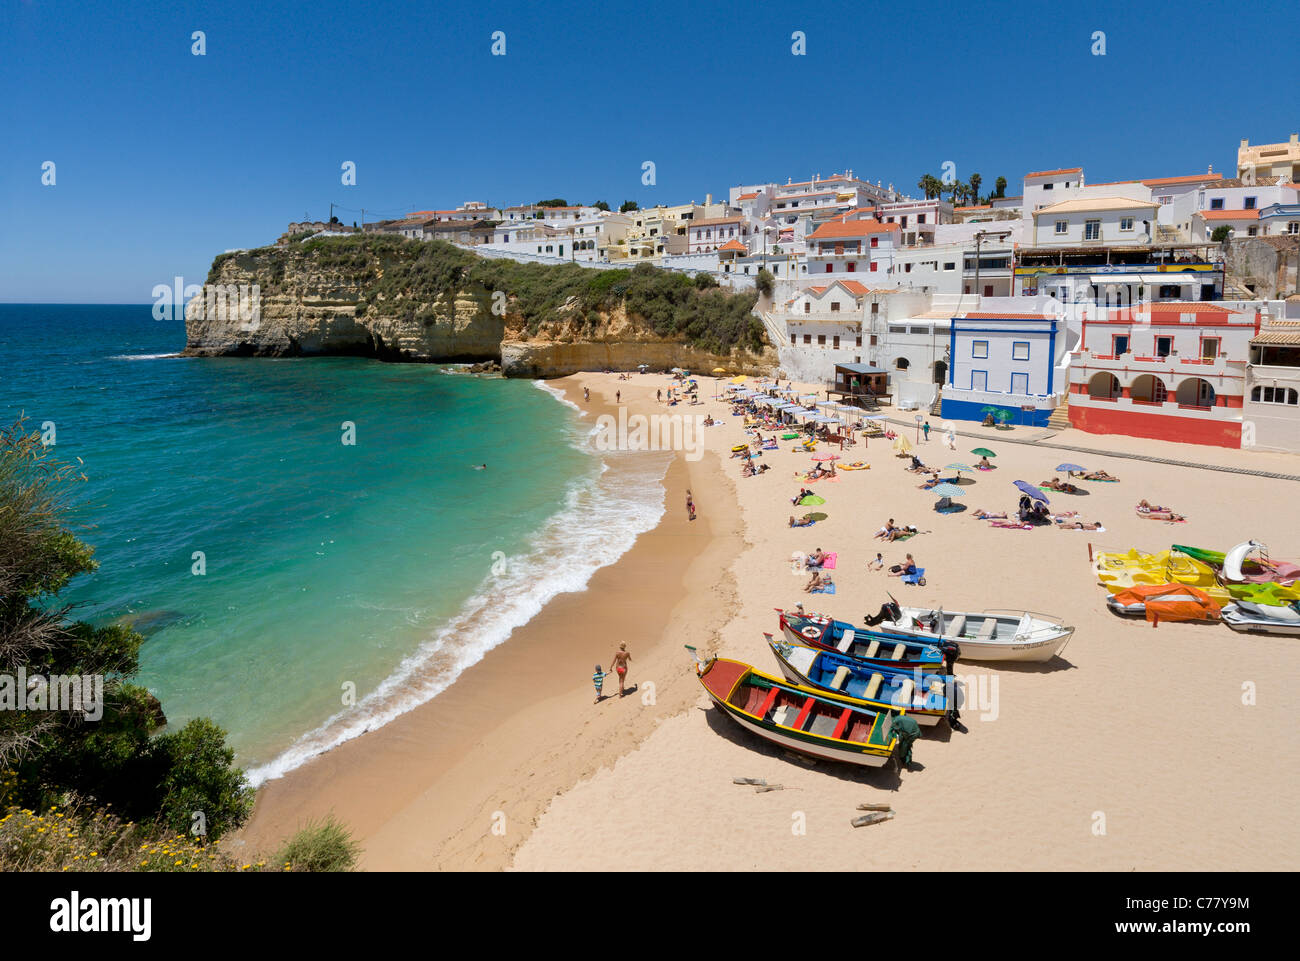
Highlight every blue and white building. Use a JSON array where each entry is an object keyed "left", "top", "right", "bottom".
[{"left": 941, "top": 308, "right": 1073, "bottom": 426}]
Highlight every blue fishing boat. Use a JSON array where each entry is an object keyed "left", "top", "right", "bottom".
[
  {"left": 776, "top": 608, "right": 948, "bottom": 670},
  {"left": 766, "top": 634, "right": 953, "bottom": 726}
]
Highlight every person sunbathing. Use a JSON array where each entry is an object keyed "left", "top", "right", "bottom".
[
  {"left": 756, "top": 463, "right": 770, "bottom": 474},
  {"left": 874, "top": 519, "right": 899, "bottom": 540},
  {"left": 1057, "top": 518, "right": 1104, "bottom": 530},
  {"left": 882, "top": 523, "right": 917, "bottom": 542},
  {"left": 1136, "top": 499, "right": 1170, "bottom": 513},
  {"left": 1041, "top": 478, "right": 1081, "bottom": 494},
  {"left": 887, "top": 554, "right": 918, "bottom": 578},
  {"left": 791, "top": 488, "right": 813, "bottom": 505},
  {"left": 741, "top": 462, "right": 756, "bottom": 477},
  {"left": 973, "top": 508, "right": 1007, "bottom": 519},
  {"left": 918, "top": 472, "right": 941, "bottom": 490},
  {"left": 1083, "top": 469, "right": 1118, "bottom": 481},
  {"left": 977, "top": 456, "right": 992, "bottom": 469},
  {"left": 805, "top": 548, "right": 827, "bottom": 568},
  {"left": 789, "top": 514, "right": 815, "bottom": 528},
  {"left": 866, "top": 552, "right": 884, "bottom": 571},
  {"left": 804, "top": 571, "right": 832, "bottom": 593}
]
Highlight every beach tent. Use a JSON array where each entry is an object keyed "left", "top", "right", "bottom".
[
  {"left": 893, "top": 435, "right": 913, "bottom": 455},
  {"left": 1112, "top": 583, "right": 1221, "bottom": 624}
]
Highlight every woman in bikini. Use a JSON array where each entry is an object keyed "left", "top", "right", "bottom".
[{"left": 609, "top": 643, "right": 632, "bottom": 696}]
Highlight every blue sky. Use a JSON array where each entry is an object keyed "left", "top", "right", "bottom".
[{"left": 2, "top": 0, "right": 1297, "bottom": 303}]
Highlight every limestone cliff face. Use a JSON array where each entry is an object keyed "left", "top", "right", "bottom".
[
  {"left": 184, "top": 248, "right": 503, "bottom": 360},
  {"left": 499, "top": 304, "right": 778, "bottom": 377},
  {"left": 184, "top": 241, "right": 776, "bottom": 376}
]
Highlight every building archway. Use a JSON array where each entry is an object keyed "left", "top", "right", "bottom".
[
  {"left": 933, "top": 360, "right": 947, "bottom": 384},
  {"left": 1087, "top": 371, "right": 1121, "bottom": 399},
  {"left": 895, "top": 357, "right": 910, "bottom": 371},
  {"left": 1131, "top": 374, "right": 1168, "bottom": 403},
  {"left": 1175, "top": 377, "right": 1216, "bottom": 408}
]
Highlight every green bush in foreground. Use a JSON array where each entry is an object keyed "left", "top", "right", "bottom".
[
  {"left": 271, "top": 816, "right": 362, "bottom": 872},
  {"left": 0, "top": 792, "right": 361, "bottom": 872}
]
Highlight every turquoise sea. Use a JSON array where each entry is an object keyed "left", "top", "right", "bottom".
[{"left": 0, "top": 305, "right": 668, "bottom": 782}]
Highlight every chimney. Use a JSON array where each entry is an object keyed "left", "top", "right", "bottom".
[
  {"left": 1291, "top": 133, "right": 1299, "bottom": 144},
  {"left": 706, "top": 193, "right": 712, "bottom": 206},
  {"left": 1240, "top": 139, "right": 1249, "bottom": 148}
]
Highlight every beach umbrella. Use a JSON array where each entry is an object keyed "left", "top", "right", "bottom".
[
  {"left": 807, "top": 512, "right": 828, "bottom": 522},
  {"left": 1013, "top": 480, "right": 1049, "bottom": 503},
  {"left": 971, "top": 447, "right": 996, "bottom": 458},
  {"left": 730, "top": 375, "right": 747, "bottom": 384},
  {"left": 811, "top": 454, "right": 839, "bottom": 462},
  {"left": 945, "top": 463, "right": 975, "bottom": 474},
  {"left": 1056, "top": 463, "right": 1086, "bottom": 473},
  {"left": 994, "top": 409, "right": 1013, "bottom": 424},
  {"left": 979, "top": 405, "right": 1000, "bottom": 415},
  {"left": 893, "top": 435, "right": 913, "bottom": 454},
  {"left": 797, "top": 494, "right": 826, "bottom": 506},
  {"left": 931, "top": 483, "right": 965, "bottom": 497},
  {"left": 712, "top": 367, "right": 726, "bottom": 374}
]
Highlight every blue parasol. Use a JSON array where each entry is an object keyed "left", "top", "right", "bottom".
[
  {"left": 1013, "top": 480, "right": 1049, "bottom": 503},
  {"left": 1056, "top": 463, "right": 1086, "bottom": 473}
]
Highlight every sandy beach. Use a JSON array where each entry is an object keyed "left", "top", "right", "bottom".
[{"left": 236, "top": 371, "right": 1300, "bottom": 871}]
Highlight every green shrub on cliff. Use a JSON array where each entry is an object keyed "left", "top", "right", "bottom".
[{"left": 228, "top": 235, "right": 767, "bottom": 356}]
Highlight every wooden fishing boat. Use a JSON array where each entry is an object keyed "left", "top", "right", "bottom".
[
  {"left": 861, "top": 599, "right": 1074, "bottom": 663},
  {"left": 696, "top": 657, "right": 899, "bottom": 767},
  {"left": 776, "top": 609, "right": 946, "bottom": 669},
  {"left": 765, "top": 634, "right": 952, "bottom": 726}
]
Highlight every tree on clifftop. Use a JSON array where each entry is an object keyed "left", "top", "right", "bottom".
[{"left": 619, "top": 200, "right": 639, "bottom": 213}]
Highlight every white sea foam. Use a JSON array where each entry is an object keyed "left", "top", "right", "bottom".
[
  {"left": 533, "top": 378, "right": 586, "bottom": 416},
  {"left": 245, "top": 399, "right": 670, "bottom": 786}
]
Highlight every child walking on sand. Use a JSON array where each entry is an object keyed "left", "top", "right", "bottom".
[{"left": 592, "top": 665, "right": 609, "bottom": 703}]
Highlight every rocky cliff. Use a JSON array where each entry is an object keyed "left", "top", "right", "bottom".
[{"left": 184, "top": 236, "right": 776, "bottom": 376}]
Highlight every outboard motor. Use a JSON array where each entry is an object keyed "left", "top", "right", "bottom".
[
  {"left": 938, "top": 639, "right": 962, "bottom": 726},
  {"left": 863, "top": 600, "right": 902, "bottom": 627}
]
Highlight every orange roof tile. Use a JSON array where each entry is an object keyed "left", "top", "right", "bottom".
[
  {"left": 718, "top": 239, "right": 747, "bottom": 251},
  {"left": 1025, "top": 168, "right": 1082, "bottom": 179},
  {"left": 1197, "top": 209, "right": 1259, "bottom": 220},
  {"left": 808, "top": 219, "right": 899, "bottom": 240},
  {"left": 954, "top": 205, "right": 992, "bottom": 211},
  {"left": 1142, "top": 173, "right": 1223, "bottom": 187},
  {"left": 963, "top": 312, "right": 1056, "bottom": 320},
  {"left": 736, "top": 192, "right": 759, "bottom": 200},
  {"left": 838, "top": 281, "right": 870, "bottom": 296}
]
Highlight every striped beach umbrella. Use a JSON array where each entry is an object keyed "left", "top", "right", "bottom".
[{"left": 931, "top": 483, "right": 965, "bottom": 497}]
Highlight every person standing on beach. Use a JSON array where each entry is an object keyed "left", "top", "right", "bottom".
[
  {"left": 584, "top": 387, "right": 590, "bottom": 403},
  {"left": 657, "top": 389, "right": 662, "bottom": 403},
  {"left": 922, "top": 420, "right": 931, "bottom": 441},
  {"left": 610, "top": 644, "right": 632, "bottom": 696},
  {"left": 616, "top": 389, "right": 621, "bottom": 404},
  {"left": 686, "top": 489, "right": 696, "bottom": 521},
  {"left": 593, "top": 665, "right": 608, "bottom": 704}
]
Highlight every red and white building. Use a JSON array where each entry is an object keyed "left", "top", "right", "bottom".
[
  {"left": 805, "top": 219, "right": 899, "bottom": 276},
  {"left": 1066, "top": 303, "right": 1262, "bottom": 447}
]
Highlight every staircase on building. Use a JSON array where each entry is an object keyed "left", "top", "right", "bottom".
[{"left": 1046, "top": 394, "right": 1071, "bottom": 430}]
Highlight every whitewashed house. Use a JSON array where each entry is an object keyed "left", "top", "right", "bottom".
[{"left": 940, "top": 307, "right": 1070, "bottom": 426}]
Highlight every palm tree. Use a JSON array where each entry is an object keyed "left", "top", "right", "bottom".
[
  {"left": 994, "top": 176, "right": 1007, "bottom": 199},
  {"left": 969, "top": 173, "right": 983, "bottom": 205},
  {"left": 917, "top": 174, "right": 938, "bottom": 199}
]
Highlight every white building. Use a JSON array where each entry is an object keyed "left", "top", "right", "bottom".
[{"left": 1243, "top": 317, "right": 1300, "bottom": 452}]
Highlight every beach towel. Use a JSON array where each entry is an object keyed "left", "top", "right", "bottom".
[
  {"left": 1083, "top": 477, "right": 1119, "bottom": 482},
  {"left": 990, "top": 521, "right": 1034, "bottom": 530},
  {"left": 811, "top": 582, "right": 836, "bottom": 595},
  {"left": 821, "top": 552, "right": 837, "bottom": 570}
]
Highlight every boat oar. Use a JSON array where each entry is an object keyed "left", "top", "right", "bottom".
[
  {"left": 857, "top": 803, "right": 893, "bottom": 812},
  {"left": 733, "top": 777, "right": 766, "bottom": 785}
]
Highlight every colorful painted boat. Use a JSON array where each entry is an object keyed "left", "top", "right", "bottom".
[
  {"left": 696, "top": 657, "right": 899, "bottom": 767},
  {"left": 776, "top": 610, "right": 946, "bottom": 669},
  {"left": 765, "top": 634, "right": 952, "bottom": 726},
  {"left": 861, "top": 600, "right": 1074, "bottom": 663}
]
